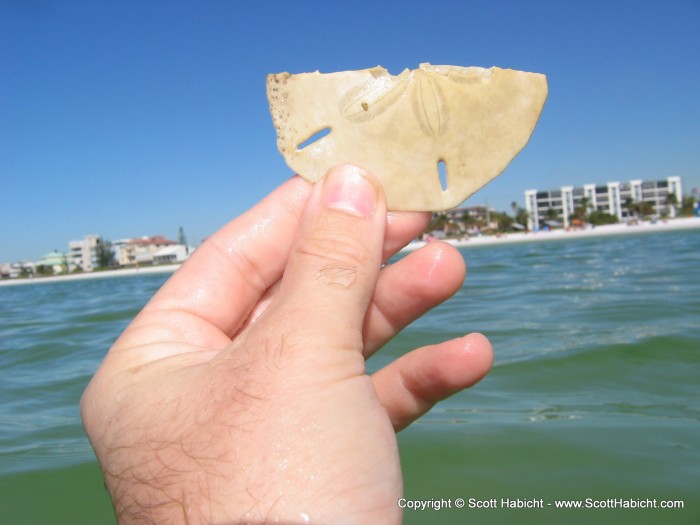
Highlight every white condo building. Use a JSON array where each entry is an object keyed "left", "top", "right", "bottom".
[
  {"left": 68, "top": 234, "right": 102, "bottom": 272},
  {"left": 524, "top": 176, "right": 682, "bottom": 231}
]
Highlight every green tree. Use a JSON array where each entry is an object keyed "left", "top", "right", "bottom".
[
  {"left": 665, "top": 192, "right": 678, "bottom": 218},
  {"left": 545, "top": 208, "right": 559, "bottom": 222},
  {"left": 510, "top": 201, "right": 528, "bottom": 228},
  {"left": 570, "top": 196, "right": 590, "bottom": 223},
  {"left": 96, "top": 239, "right": 115, "bottom": 269},
  {"left": 588, "top": 211, "right": 618, "bottom": 225},
  {"left": 681, "top": 195, "right": 696, "bottom": 216},
  {"left": 515, "top": 208, "right": 529, "bottom": 228},
  {"left": 625, "top": 197, "right": 639, "bottom": 219},
  {"left": 426, "top": 212, "right": 448, "bottom": 234},
  {"left": 178, "top": 226, "right": 187, "bottom": 246},
  {"left": 35, "top": 264, "right": 53, "bottom": 276},
  {"left": 490, "top": 211, "right": 514, "bottom": 232},
  {"left": 637, "top": 201, "right": 654, "bottom": 218}
]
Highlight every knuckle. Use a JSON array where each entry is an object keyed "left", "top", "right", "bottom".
[{"left": 297, "top": 213, "right": 374, "bottom": 283}]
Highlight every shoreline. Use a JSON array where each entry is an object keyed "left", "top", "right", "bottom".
[
  {"left": 403, "top": 216, "right": 700, "bottom": 252},
  {"left": 0, "top": 264, "right": 181, "bottom": 287},
  {"left": 3, "top": 217, "right": 699, "bottom": 287}
]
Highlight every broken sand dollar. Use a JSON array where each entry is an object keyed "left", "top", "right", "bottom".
[{"left": 266, "top": 63, "right": 548, "bottom": 211}]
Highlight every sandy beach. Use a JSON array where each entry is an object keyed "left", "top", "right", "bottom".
[
  {"left": 0, "top": 263, "right": 182, "bottom": 287},
  {"left": 403, "top": 216, "right": 700, "bottom": 252},
  {"left": 3, "top": 216, "right": 699, "bottom": 287}
]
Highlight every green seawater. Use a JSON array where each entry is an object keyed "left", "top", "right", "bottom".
[{"left": 1, "top": 230, "right": 699, "bottom": 524}]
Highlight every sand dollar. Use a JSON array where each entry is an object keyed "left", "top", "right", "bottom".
[{"left": 267, "top": 63, "right": 548, "bottom": 211}]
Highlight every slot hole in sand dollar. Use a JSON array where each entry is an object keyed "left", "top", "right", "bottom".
[
  {"left": 297, "top": 127, "right": 331, "bottom": 150},
  {"left": 438, "top": 159, "right": 448, "bottom": 191}
]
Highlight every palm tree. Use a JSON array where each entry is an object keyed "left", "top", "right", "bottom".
[
  {"left": 178, "top": 226, "right": 187, "bottom": 246},
  {"left": 638, "top": 201, "right": 654, "bottom": 219},
  {"left": 96, "top": 240, "right": 115, "bottom": 269},
  {"left": 571, "top": 196, "right": 590, "bottom": 223},
  {"left": 666, "top": 192, "right": 678, "bottom": 218},
  {"left": 681, "top": 195, "right": 696, "bottom": 216},
  {"left": 580, "top": 196, "right": 591, "bottom": 215},
  {"left": 515, "top": 208, "right": 529, "bottom": 228},
  {"left": 624, "top": 197, "right": 638, "bottom": 219},
  {"left": 545, "top": 208, "right": 559, "bottom": 221}
]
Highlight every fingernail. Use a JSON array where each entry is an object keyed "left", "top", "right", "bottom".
[{"left": 322, "top": 165, "right": 377, "bottom": 218}]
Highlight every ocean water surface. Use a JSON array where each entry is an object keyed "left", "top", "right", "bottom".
[{"left": 1, "top": 230, "right": 699, "bottom": 524}]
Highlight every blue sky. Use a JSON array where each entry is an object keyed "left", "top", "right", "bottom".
[{"left": 1, "top": 0, "right": 699, "bottom": 262}]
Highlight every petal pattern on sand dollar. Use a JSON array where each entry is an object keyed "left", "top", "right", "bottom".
[
  {"left": 413, "top": 70, "right": 449, "bottom": 137},
  {"left": 339, "top": 69, "right": 411, "bottom": 123}
]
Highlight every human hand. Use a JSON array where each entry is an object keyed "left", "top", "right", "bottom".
[{"left": 81, "top": 164, "right": 493, "bottom": 524}]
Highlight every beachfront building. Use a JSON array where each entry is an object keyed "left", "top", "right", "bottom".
[
  {"left": 444, "top": 205, "right": 492, "bottom": 223},
  {"left": 0, "top": 263, "right": 18, "bottom": 279},
  {"left": 36, "top": 250, "right": 68, "bottom": 275},
  {"left": 153, "top": 244, "right": 195, "bottom": 264},
  {"left": 525, "top": 176, "right": 683, "bottom": 231},
  {"left": 112, "top": 239, "right": 137, "bottom": 267},
  {"left": 428, "top": 205, "right": 497, "bottom": 237},
  {"left": 112, "top": 234, "right": 180, "bottom": 266},
  {"left": 1, "top": 261, "right": 35, "bottom": 279},
  {"left": 68, "top": 235, "right": 102, "bottom": 272}
]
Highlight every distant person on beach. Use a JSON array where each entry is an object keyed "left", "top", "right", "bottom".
[{"left": 81, "top": 164, "right": 493, "bottom": 524}]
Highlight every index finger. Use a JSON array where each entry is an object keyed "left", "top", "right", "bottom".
[
  {"left": 140, "top": 175, "right": 313, "bottom": 341},
  {"left": 129, "top": 176, "right": 431, "bottom": 346}
]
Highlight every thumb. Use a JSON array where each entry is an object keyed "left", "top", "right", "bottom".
[{"left": 272, "top": 164, "right": 387, "bottom": 352}]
